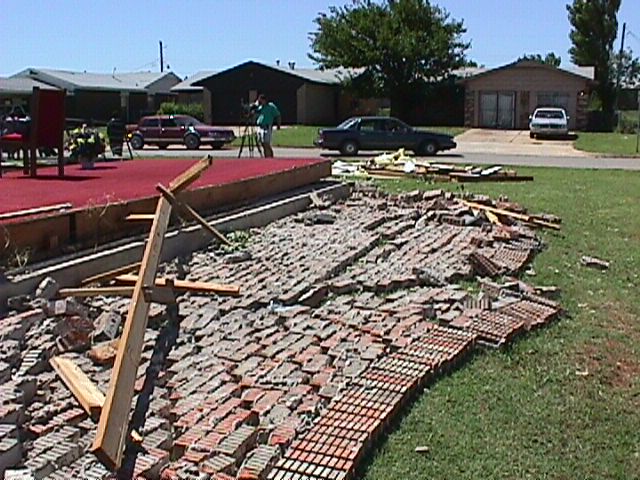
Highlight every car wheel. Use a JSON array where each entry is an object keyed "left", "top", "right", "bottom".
[
  {"left": 211, "top": 142, "right": 224, "bottom": 150},
  {"left": 184, "top": 134, "right": 200, "bottom": 150},
  {"left": 130, "top": 135, "right": 144, "bottom": 150},
  {"left": 421, "top": 141, "right": 438, "bottom": 156},
  {"left": 339, "top": 140, "right": 359, "bottom": 156},
  {"left": 529, "top": 132, "right": 535, "bottom": 139}
]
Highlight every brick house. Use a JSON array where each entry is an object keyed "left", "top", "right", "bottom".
[
  {"left": 461, "top": 60, "right": 596, "bottom": 131},
  {"left": 11, "top": 68, "right": 181, "bottom": 123},
  {"left": 193, "top": 60, "right": 383, "bottom": 125}
]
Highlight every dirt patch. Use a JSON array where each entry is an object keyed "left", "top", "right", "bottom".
[{"left": 577, "top": 302, "right": 640, "bottom": 392}]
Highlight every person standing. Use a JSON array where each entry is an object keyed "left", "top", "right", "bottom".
[{"left": 253, "top": 94, "right": 281, "bottom": 157}]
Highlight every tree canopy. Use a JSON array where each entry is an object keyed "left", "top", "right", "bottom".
[
  {"left": 612, "top": 48, "right": 640, "bottom": 89},
  {"left": 567, "top": 0, "right": 621, "bottom": 118},
  {"left": 308, "top": 0, "right": 470, "bottom": 120},
  {"left": 517, "top": 52, "right": 562, "bottom": 67}
]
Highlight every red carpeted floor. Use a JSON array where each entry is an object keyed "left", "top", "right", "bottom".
[{"left": 0, "top": 158, "right": 325, "bottom": 215}]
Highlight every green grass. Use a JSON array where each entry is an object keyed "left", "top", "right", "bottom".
[
  {"left": 361, "top": 168, "right": 640, "bottom": 480},
  {"left": 574, "top": 132, "right": 640, "bottom": 156},
  {"left": 231, "top": 125, "right": 468, "bottom": 148}
]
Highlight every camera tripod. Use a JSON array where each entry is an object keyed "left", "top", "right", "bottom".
[{"left": 237, "top": 115, "right": 263, "bottom": 158}]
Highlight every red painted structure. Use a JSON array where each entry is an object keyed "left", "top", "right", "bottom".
[{"left": 0, "top": 157, "right": 330, "bottom": 262}]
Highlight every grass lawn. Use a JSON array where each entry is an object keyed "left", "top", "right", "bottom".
[
  {"left": 231, "top": 125, "right": 468, "bottom": 148},
  {"left": 361, "top": 168, "right": 640, "bottom": 480},
  {"left": 574, "top": 132, "right": 640, "bottom": 156}
]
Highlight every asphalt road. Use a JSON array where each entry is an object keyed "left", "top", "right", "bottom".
[{"left": 129, "top": 146, "right": 640, "bottom": 171}]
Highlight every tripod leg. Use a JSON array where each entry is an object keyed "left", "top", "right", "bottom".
[{"left": 238, "top": 123, "right": 249, "bottom": 158}]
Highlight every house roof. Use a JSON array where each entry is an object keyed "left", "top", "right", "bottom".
[
  {"left": 171, "top": 71, "right": 217, "bottom": 92},
  {"left": 460, "top": 60, "right": 596, "bottom": 83},
  {"left": 0, "top": 77, "right": 59, "bottom": 95},
  {"left": 12, "top": 68, "right": 180, "bottom": 93},
  {"left": 193, "top": 61, "right": 358, "bottom": 87}
]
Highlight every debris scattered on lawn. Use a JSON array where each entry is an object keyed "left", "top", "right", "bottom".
[
  {"left": 0, "top": 185, "right": 563, "bottom": 479},
  {"left": 580, "top": 255, "right": 610, "bottom": 270},
  {"left": 331, "top": 148, "right": 534, "bottom": 183}
]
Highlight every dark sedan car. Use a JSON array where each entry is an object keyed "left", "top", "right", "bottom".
[
  {"left": 314, "top": 116, "right": 456, "bottom": 156},
  {"left": 126, "top": 115, "right": 235, "bottom": 150}
]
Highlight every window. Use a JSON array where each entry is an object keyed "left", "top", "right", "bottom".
[
  {"left": 160, "top": 118, "right": 178, "bottom": 128},
  {"left": 141, "top": 118, "right": 158, "bottom": 127},
  {"left": 534, "top": 109, "right": 565, "bottom": 119},
  {"left": 385, "top": 119, "right": 410, "bottom": 132},
  {"left": 359, "top": 120, "right": 376, "bottom": 131}
]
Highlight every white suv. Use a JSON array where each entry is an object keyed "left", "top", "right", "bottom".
[{"left": 529, "top": 108, "right": 569, "bottom": 138}]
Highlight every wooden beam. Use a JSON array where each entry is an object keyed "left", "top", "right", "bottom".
[
  {"left": 91, "top": 158, "right": 212, "bottom": 469},
  {"left": 59, "top": 286, "right": 135, "bottom": 298},
  {"left": 156, "top": 183, "right": 231, "bottom": 246},
  {"left": 0, "top": 203, "right": 72, "bottom": 221},
  {"left": 168, "top": 155, "right": 213, "bottom": 194},
  {"left": 50, "top": 356, "right": 105, "bottom": 420},
  {"left": 125, "top": 213, "right": 156, "bottom": 221},
  {"left": 114, "top": 274, "right": 240, "bottom": 297},
  {"left": 91, "top": 193, "right": 173, "bottom": 469},
  {"left": 461, "top": 200, "right": 561, "bottom": 230},
  {"left": 81, "top": 262, "right": 141, "bottom": 286}
]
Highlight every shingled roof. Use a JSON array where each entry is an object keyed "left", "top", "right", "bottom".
[
  {"left": 0, "top": 76, "right": 59, "bottom": 95},
  {"left": 11, "top": 68, "right": 181, "bottom": 93}
]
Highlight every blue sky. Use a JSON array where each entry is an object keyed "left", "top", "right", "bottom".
[{"left": 3, "top": 0, "right": 640, "bottom": 78}]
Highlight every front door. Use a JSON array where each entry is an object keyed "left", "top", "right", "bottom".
[{"left": 479, "top": 92, "right": 515, "bottom": 129}]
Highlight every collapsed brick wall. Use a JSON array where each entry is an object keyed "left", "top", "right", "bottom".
[{"left": 0, "top": 187, "right": 561, "bottom": 480}]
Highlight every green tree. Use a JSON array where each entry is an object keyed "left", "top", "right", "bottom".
[
  {"left": 612, "top": 48, "right": 640, "bottom": 89},
  {"left": 517, "top": 52, "right": 562, "bottom": 67},
  {"left": 567, "top": 0, "right": 621, "bottom": 121},
  {"left": 309, "top": 0, "right": 469, "bottom": 121}
]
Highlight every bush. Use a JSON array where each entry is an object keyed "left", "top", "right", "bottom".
[
  {"left": 157, "top": 102, "right": 205, "bottom": 121},
  {"left": 616, "top": 111, "right": 639, "bottom": 134}
]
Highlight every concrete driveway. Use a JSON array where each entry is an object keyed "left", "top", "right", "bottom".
[{"left": 455, "top": 129, "right": 589, "bottom": 157}]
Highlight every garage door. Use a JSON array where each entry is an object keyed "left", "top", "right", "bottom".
[
  {"left": 480, "top": 92, "right": 515, "bottom": 129},
  {"left": 536, "top": 92, "right": 570, "bottom": 111}
]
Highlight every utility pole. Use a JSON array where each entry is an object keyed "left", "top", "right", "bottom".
[
  {"left": 159, "top": 41, "right": 164, "bottom": 73},
  {"left": 614, "top": 22, "right": 626, "bottom": 121},
  {"left": 636, "top": 88, "right": 640, "bottom": 153}
]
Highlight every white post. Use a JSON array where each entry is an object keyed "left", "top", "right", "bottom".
[{"left": 636, "top": 89, "right": 640, "bottom": 154}]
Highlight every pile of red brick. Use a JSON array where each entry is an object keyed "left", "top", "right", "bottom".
[{"left": 0, "top": 187, "right": 562, "bottom": 480}]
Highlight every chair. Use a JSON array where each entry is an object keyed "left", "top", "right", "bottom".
[{"left": 0, "top": 87, "right": 66, "bottom": 178}]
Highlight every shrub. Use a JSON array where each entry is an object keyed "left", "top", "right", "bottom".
[
  {"left": 616, "top": 111, "right": 639, "bottom": 134},
  {"left": 157, "top": 102, "right": 205, "bottom": 121}
]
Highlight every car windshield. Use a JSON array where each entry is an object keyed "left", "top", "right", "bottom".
[
  {"left": 175, "top": 116, "right": 204, "bottom": 127},
  {"left": 535, "top": 110, "right": 565, "bottom": 119},
  {"left": 337, "top": 118, "right": 359, "bottom": 130}
]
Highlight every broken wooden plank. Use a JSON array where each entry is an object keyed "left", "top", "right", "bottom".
[
  {"left": 50, "top": 356, "right": 105, "bottom": 420},
  {"left": 449, "top": 172, "right": 534, "bottom": 182},
  {"left": 462, "top": 200, "right": 560, "bottom": 230},
  {"left": 156, "top": 183, "right": 231, "bottom": 246},
  {"left": 0, "top": 202, "right": 72, "bottom": 221},
  {"left": 168, "top": 155, "right": 213, "bottom": 194},
  {"left": 59, "top": 286, "right": 135, "bottom": 298},
  {"left": 485, "top": 210, "right": 503, "bottom": 226},
  {"left": 126, "top": 213, "right": 155, "bottom": 221},
  {"left": 92, "top": 158, "right": 211, "bottom": 469},
  {"left": 91, "top": 196, "right": 172, "bottom": 469},
  {"left": 81, "top": 262, "right": 141, "bottom": 286},
  {"left": 114, "top": 274, "right": 241, "bottom": 297}
]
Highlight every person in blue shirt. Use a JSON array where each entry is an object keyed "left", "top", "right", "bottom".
[{"left": 253, "top": 94, "right": 281, "bottom": 157}]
